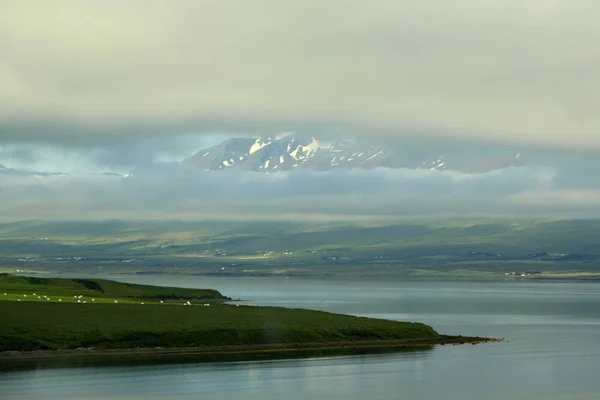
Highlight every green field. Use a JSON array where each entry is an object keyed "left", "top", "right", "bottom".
[
  {"left": 0, "top": 302, "right": 438, "bottom": 352},
  {"left": 0, "top": 275, "right": 438, "bottom": 352},
  {"left": 1, "top": 219, "right": 599, "bottom": 278},
  {"left": 0, "top": 273, "right": 226, "bottom": 304}
]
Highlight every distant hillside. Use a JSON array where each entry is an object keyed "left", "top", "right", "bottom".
[{"left": 1, "top": 219, "right": 599, "bottom": 277}]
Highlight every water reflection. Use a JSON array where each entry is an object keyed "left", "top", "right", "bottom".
[
  {"left": 2, "top": 277, "right": 600, "bottom": 400},
  {"left": 0, "top": 345, "right": 433, "bottom": 373}
]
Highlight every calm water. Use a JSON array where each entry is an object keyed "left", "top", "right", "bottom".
[{"left": 2, "top": 276, "right": 599, "bottom": 400}]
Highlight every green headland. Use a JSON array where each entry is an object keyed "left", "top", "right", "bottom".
[{"left": 0, "top": 274, "right": 493, "bottom": 358}]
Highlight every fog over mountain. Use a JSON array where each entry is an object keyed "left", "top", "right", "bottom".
[
  {"left": 1, "top": 1, "right": 599, "bottom": 220},
  {"left": 1, "top": 133, "right": 599, "bottom": 221},
  {"left": 182, "top": 134, "right": 526, "bottom": 173}
]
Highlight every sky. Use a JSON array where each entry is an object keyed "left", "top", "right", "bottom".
[{"left": 1, "top": 1, "right": 599, "bottom": 220}]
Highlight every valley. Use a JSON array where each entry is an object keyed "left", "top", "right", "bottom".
[{"left": 2, "top": 219, "right": 599, "bottom": 279}]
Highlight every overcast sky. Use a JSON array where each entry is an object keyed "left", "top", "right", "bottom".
[
  {"left": 1, "top": 0, "right": 599, "bottom": 151},
  {"left": 1, "top": 1, "right": 599, "bottom": 221}
]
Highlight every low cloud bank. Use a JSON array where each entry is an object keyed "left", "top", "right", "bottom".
[{"left": 2, "top": 164, "right": 599, "bottom": 221}]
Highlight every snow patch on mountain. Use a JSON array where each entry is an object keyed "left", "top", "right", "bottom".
[{"left": 249, "top": 138, "right": 270, "bottom": 155}]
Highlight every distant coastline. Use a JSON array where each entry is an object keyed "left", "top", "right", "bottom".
[{"left": 2, "top": 219, "right": 599, "bottom": 281}]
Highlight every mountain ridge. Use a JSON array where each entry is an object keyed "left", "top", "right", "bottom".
[
  {"left": 183, "top": 134, "right": 524, "bottom": 173},
  {"left": 0, "top": 135, "right": 526, "bottom": 178}
]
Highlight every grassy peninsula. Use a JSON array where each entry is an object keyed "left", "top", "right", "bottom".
[
  {"left": 0, "top": 273, "right": 227, "bottom": 304},
  {"left": 0, "top": 274, "right": 493, "bottom": 358}
]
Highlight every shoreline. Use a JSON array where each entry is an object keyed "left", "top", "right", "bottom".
[
  {"left": 0, "top": 336, "right": 501, "bottom": 361},
  {"left": 13, "top": 270, "right": 600, "bottom": 282}
]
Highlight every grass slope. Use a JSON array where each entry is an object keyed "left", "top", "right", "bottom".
[
  {"left": 0, "top": 274, "right": 226, "bottom": 303},
  {"left": 0, "top": 302, "right": 438, "bottom": 352},
  {"left": 0, "top": 274, "right": 439, "bottom": 351},
  {"left": 0, "top": 274, "right": 438, "bottom": 352}
]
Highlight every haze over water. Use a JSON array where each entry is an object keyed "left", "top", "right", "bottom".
[{"left": 2, "top": 276, "right": 599, "bottom": 400}]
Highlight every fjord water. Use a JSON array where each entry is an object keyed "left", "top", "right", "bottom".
[{"left": 2, "top": 277, "right": 599, "bottom": 400}]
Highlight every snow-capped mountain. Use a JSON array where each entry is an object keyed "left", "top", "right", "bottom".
[
  {"left": 0, "top": 135, "right": 526, "bottom": 179},
  {"left": 183, "top": 134, "right": 525, "bottom": 173},
  {"left": 184, "top": 135, "right": 389, "bottom": 172}
]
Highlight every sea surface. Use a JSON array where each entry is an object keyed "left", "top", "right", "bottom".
[{"left": 2, "top": 276, "right": 599, "bottom": 400}]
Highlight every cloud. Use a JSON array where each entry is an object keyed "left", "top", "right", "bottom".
[
  {"left": 1, "top": 1, "right": 599, "bottom": 151},
  {"left": 0, "top": 134, "right": 227, "bottom": 173},
  {"left": 2, "top": 163, "right": 599, "bottom": 221}
]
